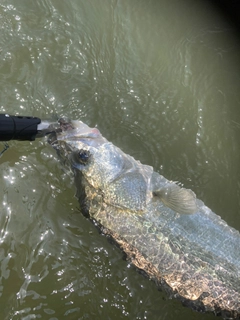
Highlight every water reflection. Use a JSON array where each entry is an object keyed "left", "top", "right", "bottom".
[{"left": 0, "top": 0, "right": 239, "bottom": 319}]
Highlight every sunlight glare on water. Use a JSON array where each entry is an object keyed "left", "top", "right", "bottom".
[{"left": 0, "top": 0, "right": 239, "bottom": 319}]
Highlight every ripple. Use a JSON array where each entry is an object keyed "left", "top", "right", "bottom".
[{"left": 0, "top": 0, "right": 239, "bottom": 319}]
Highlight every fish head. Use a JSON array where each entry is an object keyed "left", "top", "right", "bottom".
[
  {"left": 49, "top": 118, "right": 151, "bottom": 212},
  {"left": 49, "top": 118, "right": 110, "bottom": 183}
]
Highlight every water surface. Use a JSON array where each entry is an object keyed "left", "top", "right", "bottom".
[{"left": 0, "top": 1, "right": 240, "bottom": 319}]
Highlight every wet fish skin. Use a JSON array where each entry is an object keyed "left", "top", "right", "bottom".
[{"left": 49, "top": 119, "right": 240, "bottom": 319}]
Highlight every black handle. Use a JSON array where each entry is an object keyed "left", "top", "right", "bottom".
[{"left": 0, "top": 114, "right": 41, "bottom": 141}]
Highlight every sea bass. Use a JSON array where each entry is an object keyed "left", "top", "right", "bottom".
[{"left": 49, "top": 119, "right": 240, "bottom": 319}]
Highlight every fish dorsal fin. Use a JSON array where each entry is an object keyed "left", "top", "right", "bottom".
[{"left": 153, "top": 182, "right": 198, "bottom": 215}]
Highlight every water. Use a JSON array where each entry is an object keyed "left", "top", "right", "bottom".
[{"left": 0, "top": 0, "right": 240, "bottom": 319}]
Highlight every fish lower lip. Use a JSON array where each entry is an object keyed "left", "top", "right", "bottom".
[
  {"left": 47, "top": 118, "right": 74, "bottom": 146},
  {"left": 47, "top": 131, "right": 58, "bottom": 146}
]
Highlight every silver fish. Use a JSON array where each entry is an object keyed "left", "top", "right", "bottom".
[{"left": 49, "top": 118, "right": 240, "bottom": 319}]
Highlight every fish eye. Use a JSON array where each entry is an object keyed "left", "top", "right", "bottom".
[{"left": 78, "top": 149, "right": 91, "bottom": 165}]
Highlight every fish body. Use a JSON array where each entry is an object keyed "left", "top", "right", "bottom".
[{"left": 49, "top": 119, "right": 240, "bottom": 319}]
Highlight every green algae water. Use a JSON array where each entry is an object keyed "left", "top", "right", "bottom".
[{"left": 0, "top": 1, "right": 239, "bottom": 319}]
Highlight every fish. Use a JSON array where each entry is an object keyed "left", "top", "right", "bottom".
[{"left": 48, "top": 118, "right": 240, "bottom": 319}]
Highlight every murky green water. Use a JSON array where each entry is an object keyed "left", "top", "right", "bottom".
[{"left": 0, "top": 1, "right": 240, "bottom": 319}]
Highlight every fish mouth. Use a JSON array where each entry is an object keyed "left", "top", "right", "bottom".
[
  {"left": 58, "top": 117, "right": 75, "bottom": 131},
  {"left": 48, "top": 118, "right": 107, "bottom": 149},
  {"left": 47, "top": 117, "right": 72, "bottom": 147}
]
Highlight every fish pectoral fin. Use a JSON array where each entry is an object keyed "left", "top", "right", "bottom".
[{"left": 152, "top": 183, "right": 198, "bottom": 214}]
